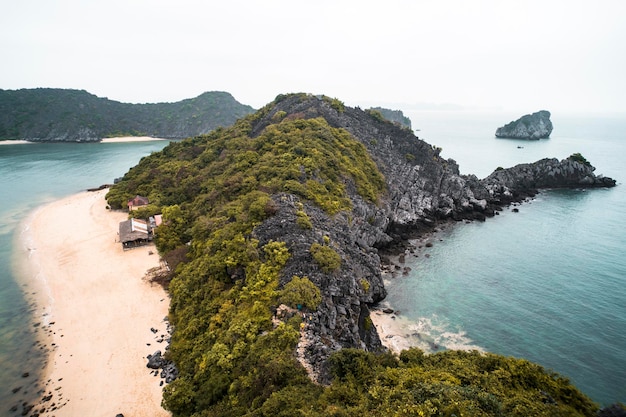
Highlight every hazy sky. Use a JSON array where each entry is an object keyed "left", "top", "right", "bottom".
[{"left": 2, "top": 0, "right": 625, "bottom": 113}]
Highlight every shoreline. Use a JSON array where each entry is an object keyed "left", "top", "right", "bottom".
[
  {"left": 0, "top": 136, "right": 169, "bottom": 145},
  {"left": 371, "top": 228, "right": 449, "bottom": 355},
  {"left": 371, "top": 222, "right": 485, "bottom": 355},
  {"left": 15, "top": 189, "right": 171, "bottom": 417},
  {"left": 100, "top": 136, "right": 170, "bottom": 143},
  {"left": 0, "top": 140, "right": 32, "bottom": 145}
]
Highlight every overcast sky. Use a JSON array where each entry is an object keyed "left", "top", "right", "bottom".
[{"left": 2, "top": 0, "right": 625, "bottom": 113}]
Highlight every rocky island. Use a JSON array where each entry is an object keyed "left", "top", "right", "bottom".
[
  {"left": 495, "top": 110, "right": 553, "bottom": 139},
  {"left": 103, "top": 93, "right": 616, "bottom": 416}
]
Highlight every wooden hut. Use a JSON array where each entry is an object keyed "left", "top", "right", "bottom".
[
  {"left": 119, "top": 218, "right": 151, "bottom": 249},
  {"left": 127, "top": 195, "right": 149, "bottom": 211}
]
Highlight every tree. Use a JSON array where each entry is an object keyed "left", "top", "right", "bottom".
[{"left": 279, "top": 276, "right": 321, "bottom": 310}]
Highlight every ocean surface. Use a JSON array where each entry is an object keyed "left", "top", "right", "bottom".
[
  {"left": 0, "top": 111, "right": 624, "bottom": 411},
  {"left": 0, "top": 140, "right": 170, "bottom": 415},
  {"left": 384, "top": 110, "right": 626, "bottom": 406}
]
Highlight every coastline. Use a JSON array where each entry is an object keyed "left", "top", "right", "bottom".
[
  {"left": 0, "top": 137, "right": 168, "bottom": 145},
  {"left": 0, "top": 140, "right": 32, "bottom": 145},
  {"left": 15, "top": 189, "right": 170, "bottom": 417},
  {"left": 100, "top": 136, "right": 170, "bottom": 143},
  {"left": 371, "top": 223, "right": 486, "bottom": 355}
]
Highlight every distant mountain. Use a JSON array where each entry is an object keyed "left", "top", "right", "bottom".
[{"left": 0, "top": 88, "right": 255, "bottom": 141}]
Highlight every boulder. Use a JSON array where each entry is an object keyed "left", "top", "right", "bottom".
[{"left": 146, "top": 350, "right": 165, "bottom": 369}]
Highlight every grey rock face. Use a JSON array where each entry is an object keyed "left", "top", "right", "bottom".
[
  {"left": 495, "top": 110, "right": 553, "bottom": 140},
  {"left": 246, "top": 95, "right": 615, "bottom": 381}
]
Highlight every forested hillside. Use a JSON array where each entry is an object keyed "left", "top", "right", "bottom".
[
  {"left": 105, "top": 93, "right": 612, "bottom": 416},
  {"left": 0, "top": 88, "right": 254, "bottom": 141}
]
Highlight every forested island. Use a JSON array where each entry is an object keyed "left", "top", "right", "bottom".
[
  {"left": 105, "top": 93, "right": 618, "bottom": 416},
  {"left": 0, "top": 88, "right": 254, "bottom": 141}
]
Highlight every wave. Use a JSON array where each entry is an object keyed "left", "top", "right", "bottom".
[{"left": 403, "top": 315, "right": 485, "bottom": 353}]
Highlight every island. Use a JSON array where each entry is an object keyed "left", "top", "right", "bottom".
[
  {"left": 495, "top": 110, "right": 553, "bottom": 139},
  {"left": 0, "top": 88, "right": 254, "bottom": 142},
  {"left": 98, "top": 93, "right": 615, "bottom": 416}
]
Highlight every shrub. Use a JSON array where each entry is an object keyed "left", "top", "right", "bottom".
[
  {"left": 360, "top": 278, "right": 370, "bottom": 293},
  {"left": 569, "top": 152, "right": 591, "bottom": 166},
  {"left": 279, "top": 276, "right": 321, "bottom": 310},
  {"left": 310, "top": 242, "right": 341, "bottom": 273},
  {"left": 295, "top": 209, "right": 312, "bottom": 229}
]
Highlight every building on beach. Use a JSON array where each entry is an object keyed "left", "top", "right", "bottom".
[{"left": 119, "top": 218, "right": 152, "bottom": 249}]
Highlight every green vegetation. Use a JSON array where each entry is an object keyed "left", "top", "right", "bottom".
[
  {"left": 296, "top": 208, "right": 313, "bottom": 229},
  {"left": 279, "top": 276, "right": 322, "bottom": 310},
  {"left": 310, "top": 242, "right": 342, "bottom": 273},
  {"left": 569, "top": 152, "right": 591, "bottom": 166},
  {"left": 0, "top": 88, "right": 254, "bottom": 140},
  {"left": 365, "top": 108, "right": 386, "bottom": 123},
  {"left": 104, "top": 96, "right": 599, "bottom": 416},
  {"left": 368, "top": 106, "right": 412, "bottom": 129},
  {"left": 319, "top": 348, "right": 597, "bottom": 417},
  {"left": 360, "top": 278, "right": 370, "bottom": 293},
  {"left": 322, "top": 96, "right": 346, "bottom": 113}
]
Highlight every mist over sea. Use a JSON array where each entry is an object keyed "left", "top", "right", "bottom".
[{"left": 0, "top": 111, "right": 624, "bottom": 411}]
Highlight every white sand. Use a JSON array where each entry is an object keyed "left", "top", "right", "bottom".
[
  {"left": 370, "top": 310, "right": 422, "bottom": 354},
  {"left": 0, "top": 139, "right": 32, "bottom": 145},
  {"left": 100, "top": 136, "right": 169, "bottom": 143},
  {"left": 18, "top": 189, "right": 171, "bottom": 417}
]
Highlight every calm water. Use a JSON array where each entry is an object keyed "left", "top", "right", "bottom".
[
  {"left": 383, "top": 111, "right": 626, "bottom": 406},
  {"left": 0, "top": 140, "right": 170, "bottom": 415}
]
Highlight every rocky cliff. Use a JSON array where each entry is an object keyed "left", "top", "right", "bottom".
[
  {"left": 247, "top": 95, "right": 616, "bottom": 381},
  {"left": 495, "top": 110, "right": 553, "bottom": 139},
  {"left": 0, "top": 88, "right": 254, "bottom": 141},
  {"left": 106, "top": 94, "right": 616, "bottom": 413}
]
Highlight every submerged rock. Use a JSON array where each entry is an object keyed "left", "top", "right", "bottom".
[{"left": 495, "top": 110, "right": 553, "bottom": 140}]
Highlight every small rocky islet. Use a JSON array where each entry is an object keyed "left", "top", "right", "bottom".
[{"left": 495, "top": 110, "right": 553, "bottom": 139}]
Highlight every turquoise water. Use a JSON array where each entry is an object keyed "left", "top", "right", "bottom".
[
  {"left": 0, "top": 140, "right": 170, "bottom": 415},
  {"left": 383, "top": 111, "right": 626, "bottom": 406}
]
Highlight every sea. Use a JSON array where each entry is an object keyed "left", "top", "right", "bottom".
[
  {"left": 0, "top": 111, "right": 624, "bottom": 412},
  {"left": 385, "top": 110, "right": 626, "bottom": 407}
]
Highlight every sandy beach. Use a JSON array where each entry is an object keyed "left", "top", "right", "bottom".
[
  {"left": 100, "top": 136, "right": 169, "bottom": 143},
  {"left": 0, "top": 139, "right": 32, "bottom": 145},
  {"left": 370, "top": 309, "right": 423, "bottom": 354},
  {"left": 18, "top": 189, "right": 170, "bottom": 417}
]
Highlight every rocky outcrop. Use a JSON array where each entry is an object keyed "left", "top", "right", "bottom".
[
  {"left": 244, "top": 95, "right": 615, "bottom": 381},
  {"left": 482, "top": 157, "right": 617, "bottom": 204},
  {"left": 368, "top": 107, "right": 412, "bottom": 129},
  {"left": 495, "top": 110, "right": 553, "bottom": 139}
]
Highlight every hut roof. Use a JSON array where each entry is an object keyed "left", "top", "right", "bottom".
[
  {"left": 119, "top": 218, "right": 150, "bottom": 244},
  {"left": 128, "top": 195, "right": 149, "bottom": 208}
]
